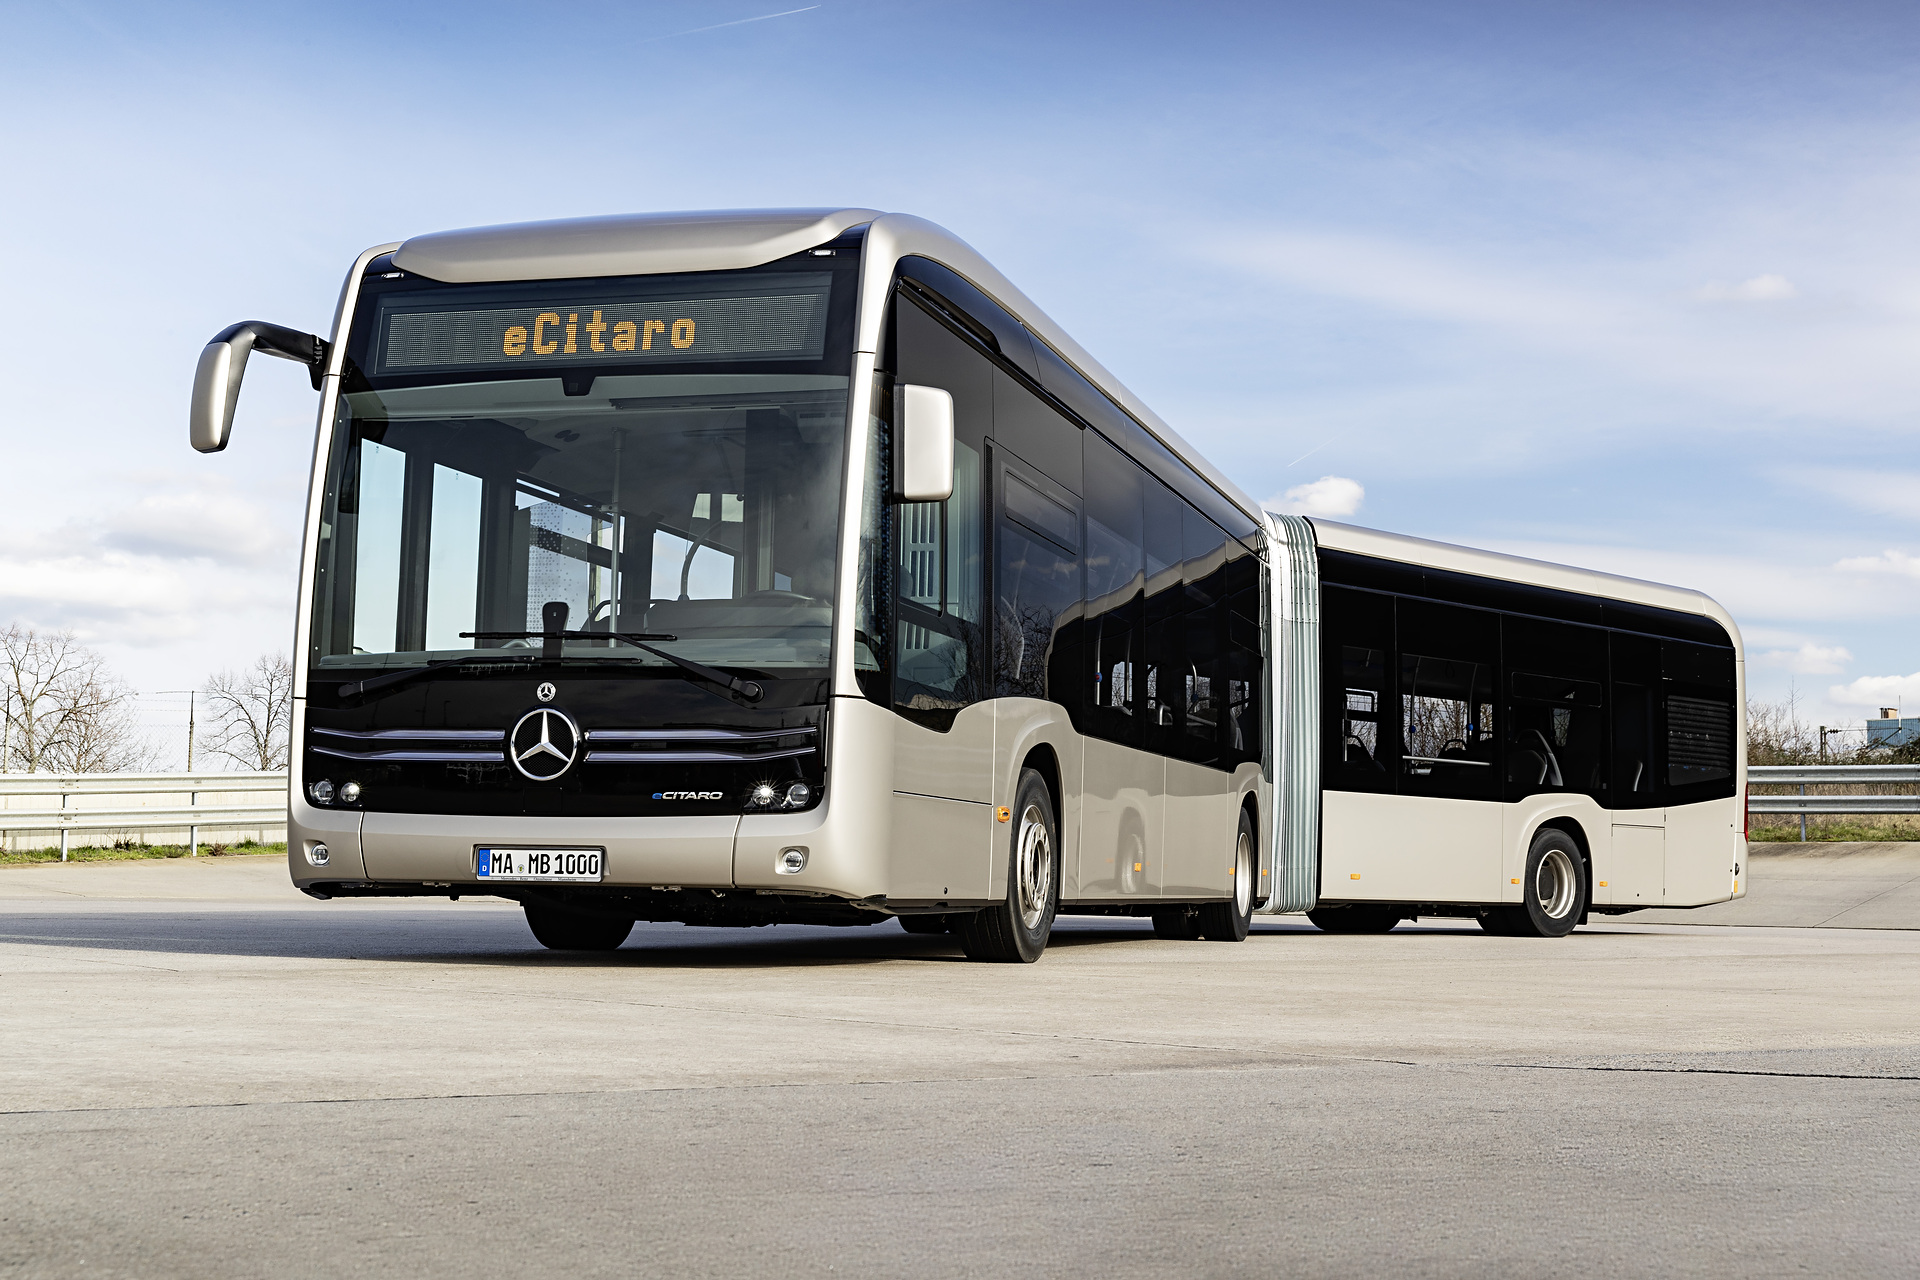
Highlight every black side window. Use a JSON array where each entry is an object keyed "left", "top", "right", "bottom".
[
  {"left": 1662, "top": 639, "right": 1736, "bottom": 801},
  {"left": 1323, "top": 586, "right": 1395, "bottom": 794},
  {"left": 888, "top": 291, "right": 992, "bottom": 729},
  {"left": 994, "top": 460, "right": 1082, "bottom": 703},
  {"left": 1503, "top": 616, "right": 1608, "bottom": 803},
  {"left": 1397, "top": 599, "right": 1500, "bottom": 801},
  {"left": 1082, "top": 431, "right": 1145, "bottom": 746}
]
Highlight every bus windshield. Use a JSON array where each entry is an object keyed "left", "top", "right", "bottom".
[{"left": 307, "top": 371, "right": 849, "bottom": 677}]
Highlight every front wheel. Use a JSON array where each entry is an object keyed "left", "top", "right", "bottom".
[
  {"left": 1195, "top": 809, "right": 1257, "bottom": 941},
  {"left": 957, "top": 769, "right": 1058, "bottom": 963},
  {"left": 524, "top": 902, "right": 633, "bottom": 951}
]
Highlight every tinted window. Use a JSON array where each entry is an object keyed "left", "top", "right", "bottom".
[
  {"left": 1323, "top": 586, "right": 1394, "bottom": 794},
  {"left": 888, "top": 290, "right": 994, "bottom": 729},
  {"left": 1397, "top": 599, "right": 1500, "bottom": 800},
  {"left": 995, "top": 461, "right": 1081, "bottom": 702},
  {"left": 1081, "top": 433, "right": 1145, "bottom": 747},
  {"left": 1504, "top": 616, "right": 1608, "bottom": 803}
]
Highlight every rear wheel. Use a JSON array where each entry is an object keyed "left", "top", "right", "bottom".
[
  {"left": 1306, "top": 906, "right": 1401, "bottom": 934},
  {"left": 1196, "top": 810, "right": 1257, "bottom": 941},
  {"left": 897, "top": 914, "right": 950, "bottom": 935},
  {"left": 523, "top": 902, "right": 633, "bottom": 951},
  {"left": 957, "top": 769, "right": 1058, "bottom": 962},
  {"left": 1483, "top": 828, "right": 1585, "bottom": 938}
]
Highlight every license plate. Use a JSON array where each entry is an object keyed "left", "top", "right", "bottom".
[{"left": 474, "top": 847, "right": 605, "bottom": 882}]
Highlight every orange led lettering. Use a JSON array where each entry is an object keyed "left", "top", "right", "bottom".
[
  {"left": 502, "top": 325, "right": 528, "bottom": 356},
  {"left": 585, "top": 310, "right": 608, "bottom": 352},
  {"left": 564, "top": 313, "right": 579, "bottom": 354},
  {"left": 532, "top": 313, "right": 560, "bottom": 355},
  {"left": 642, "top": 319, "right": 665, "bottom": 350},
  {"left": 671, "top": 318, "right": 696, "bottom": 349},
  {"left": 611, "top": 320, "right": 637, "bottom": 351}
]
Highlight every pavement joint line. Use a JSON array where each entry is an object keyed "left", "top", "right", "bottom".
[
  {"left": 1812, "top": 869, "right": 1920, "bottom": 927},
  {"left": 1491, "top": 1062, "right": 1920, "bottom": 1082},
  {"left": 0, "top": 1059, "right": 1404, "bottom": 1120}
]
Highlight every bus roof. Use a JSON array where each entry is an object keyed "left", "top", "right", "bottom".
[
  {"left": 386, "top": 208, "right": 1268, "bottom": 531},
  {"left": 1309, "top": 518, "right": 1743, "bottom": 650}
]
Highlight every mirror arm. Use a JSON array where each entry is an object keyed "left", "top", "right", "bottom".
[
  {"left": 190, "top": 320, "right": 331, "bottom": 454},
  {"left": 211, "top": 321, "right": 332, "bottom": 391}
]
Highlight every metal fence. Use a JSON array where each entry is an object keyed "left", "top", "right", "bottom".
[
  {"left": 0, "top": 771, "right": 287, "bottom": 860},
  {"left": 1748, "top": 764, "right": 1920, "bottom": 842}
]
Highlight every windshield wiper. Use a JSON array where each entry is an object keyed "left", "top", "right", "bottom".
[
  {"left": 337, "top": 653, "right": 542, "bottom": 701},
  {"left": 464, "top": 600, "right": 763, "bottom": 701},
  {"left": 462, "top": 629, "right": 764, "bottom": 702}
]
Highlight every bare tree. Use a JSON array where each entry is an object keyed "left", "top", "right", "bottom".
[
  {"left": 198, "top": 653, "right": 293, "bottom": 771},
  {"left": 0, "top": 625, "right": 155, "bottom": 773}
]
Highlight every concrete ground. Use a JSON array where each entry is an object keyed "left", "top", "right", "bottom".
[{"left": 2, "top": 851, "right": 1916, "bottom": 1278}]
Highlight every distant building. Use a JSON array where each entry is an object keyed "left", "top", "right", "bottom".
[{"left": 1866, "top": 707, "right": 1920, "bottom": 749}]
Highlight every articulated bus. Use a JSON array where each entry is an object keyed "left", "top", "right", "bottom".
[{"left": 190, "top": 209, "right": 1746, "bottom": 960}]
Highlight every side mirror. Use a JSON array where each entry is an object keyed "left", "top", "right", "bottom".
[
  {"left": 190, "top": 321, "right": 331, "bottom": 453},
  {"left": 892, "top": 384, "right": 954, "bottom": 502}
]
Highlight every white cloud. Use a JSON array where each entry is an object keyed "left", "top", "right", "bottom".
[
  {"left": 1695, "top": 274, "right": 1797, "bottom": 302},
  {"left": 1752, "top": 642, "right": 1853, "bottom": 675},
  {"left": 1835, "top": 549, "right": 1920, "bottom": 578},
  {"left": 1789, "top": 471, "right": 1920, "bottom": 525},
  {"left": 1269, "top": 475, "right": 1364, "bottom": 518},
  {"left": 1830, "top": 672, "right": 1920, "bottom": 710}
]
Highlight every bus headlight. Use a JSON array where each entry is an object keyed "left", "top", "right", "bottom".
[
  {"left": 339, "top": 781, "right": 363, "bottom": 804},
  {"left": 749, "top": 783, "right": 778, "bottom": 808},
  {"left": 784, "top": 783, "right": 811, "bottom": 808},
  {"left": 308, "top": 779, "right": 334, "bottom": 806}
]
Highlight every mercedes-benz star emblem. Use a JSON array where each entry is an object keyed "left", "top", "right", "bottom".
[
  {"left": 508, "top": 707, "right": 579, "bottom": 782},
  {"left": 536, "top": 682, "right": 557, "bottom": 703}
]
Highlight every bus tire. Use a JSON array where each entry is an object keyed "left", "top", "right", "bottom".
[
  {"left": 1306, "top": 906, "right": 1401, "bottom": 934},
  {"left": 957, "top": 769, "right": 1058, "bottom": 963},
  {"left": 1517, "top": 828, "right": 1585, "bottom": 938},
  {"left": 897, "top": 914, "right": 950, "bottom": 935},
  {"left": 523, "top": 902, "right": 633, "bottom": 951},
  {"left": 1196, "top": 810, "right": 1257, "bottom": 941}
]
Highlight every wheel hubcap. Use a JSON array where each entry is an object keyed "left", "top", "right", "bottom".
[
  {"left": 1233, "top": 830, "right": 1253, "bottom": 915},
  {"left": 1535, "top": 847, "right": 1578, "bottom": 920},
  {"left": 1016, "top": 803, "right": 1054, "bottom": 932}
]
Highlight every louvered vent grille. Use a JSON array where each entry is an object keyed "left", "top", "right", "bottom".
[{"left": 1668, "top": 696, "right": 1733, "bottom": 784}]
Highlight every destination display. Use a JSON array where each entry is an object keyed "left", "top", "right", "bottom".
[{"left": 372, "top": 273, "right": 833, "bottom": 374}]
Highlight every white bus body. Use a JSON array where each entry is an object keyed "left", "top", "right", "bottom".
[{"left": 190, "top": 209, "right": 1743, "bottom": 958}]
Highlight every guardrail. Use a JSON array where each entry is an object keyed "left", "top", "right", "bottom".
[
  {"left": 1748, "top": 764, "right": 1920, "bottom": 841},
  {"left": 0, "top": 771, "right": 287, "bottom": 860}
]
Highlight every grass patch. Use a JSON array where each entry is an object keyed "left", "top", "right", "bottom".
[
  {"left": 1749, "top": 816, "right": 1920, "bottom": 842},
  {"left": 0, "top": 839, "right": 288, "bottom": 867}
]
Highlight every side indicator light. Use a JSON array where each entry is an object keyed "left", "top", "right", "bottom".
[
  {"left": 1350, "top": 873, "right": 1361, "bottom": 880},
  {"left": 996, "top": 807, "right": 1011, "bottom": 823},
  {"left": 1134, "top": 862, "right": 1143, "bottom": 872},
  {"left": 1598, "top": 880, "right": 1608, "bottom": 887},
  {"left": 1511, "top": 877, "right": 1520, "bottom": 885}
]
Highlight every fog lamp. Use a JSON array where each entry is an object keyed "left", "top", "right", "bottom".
[
  {"left": 777, "top": 846, "right": 808, "bottom": 875},
  {"left": 306, "top": 843, "right": 331, "bottom": 867},
  {"left": 750, "top": 783, "right": 778, "bottom": 808},
  {"left": 339, "top": 780, "right": 363, "bottom": 804},
  {"left": 309, "top": 779, "right": 334, "bottom": 806},
  {"left": 785, "top": 782, "right": 812, "bottom": 808}
]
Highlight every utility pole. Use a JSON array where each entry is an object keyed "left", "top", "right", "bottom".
[{"left": 187, "top": 690, "right": 195, "bottom": 772}]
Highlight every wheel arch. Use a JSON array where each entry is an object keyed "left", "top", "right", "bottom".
[{"left": 1019, "top": 742, "right": 1062, "bottom": 823}]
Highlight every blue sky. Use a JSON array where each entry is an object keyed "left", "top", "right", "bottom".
[{"left": 3, "top": 0, "right": 1918, "bottom": 754}]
